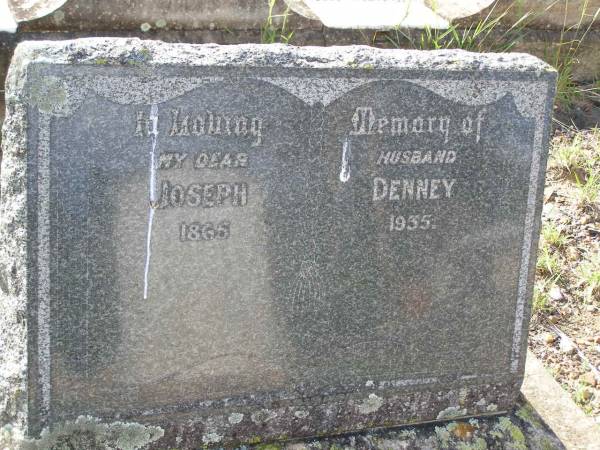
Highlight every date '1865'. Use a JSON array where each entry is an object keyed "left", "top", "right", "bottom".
[{"left": 180, "top": 221, "right": 231, "bottom": 242}]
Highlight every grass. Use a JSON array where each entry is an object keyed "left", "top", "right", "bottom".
[
  {"left": 550, "top": 132, "right": 590, "bottom": 177},
  {"left": 533, "top": 129, "right": 600, "bottom": 313},
  {"left": 541, "top": 223, "right": 568, "bottom": 249},
  {"left": 546, "top": 0, "right": 600, "bottom": 110},
  {"left": 536, "top": 245, "right": 564, "bottom": 281},
  {"left": 261, "top": 0, "right": 294, "bottom": 44},
  {"left": 574, "top": 383, "right": 594, "bottom": 413},
  {"left": 382, "top": 2, "right": 535, "bottom": 52},
  {"left": 549, "top": 129, "right": 600, "bottom": 210},
  {"left": 257, "top": 1, "right": 600, "bottom": 112},
  {"left": 575, "top": 170, "right": 600, "bottom": 207},
  {"left": 533, "top": 283, "right": 553, "bottom": 313},
  {"left": 576, "top": 252, "right": 600, "bottom": 302},
  {"left": 379, "top": 1, "right": 599, "bottom": 111}
]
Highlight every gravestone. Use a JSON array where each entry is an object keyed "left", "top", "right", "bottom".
[{"left": 0, "top": 38, "right": 556, "bottom": 448}]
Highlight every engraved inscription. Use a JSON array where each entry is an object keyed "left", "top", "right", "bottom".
[
  {"left": 373, "top": 178, "right": 456, "bottom": 202},
  {"left": 389, "top": 214, "right": 436, "bottom": 232},
  {"left": 159, "top": 152, "right": 188, "bottom": 169},
  {"left": 350, "top": 106, "right": 486, "bottom": 143},
  {"left": 349, "top": 105, "right": 488, "bottom": 233},
  {"left": 179, "top": 220, "right": 231, "bottom": 241},
  {"left": 194, "top": 152, "right": 248, "bottom": 169},
  {"left": 147, "top": 109, "right": 255, "bottom": 240},
  {"left": 157, "top": 181, "right": 248, "bottom": 209},
  {"left": 377, "top": 150, "right": 456, "bottom": 165},
  {"left": 135, "top": 109, "right": 264, "bottom": 146}
]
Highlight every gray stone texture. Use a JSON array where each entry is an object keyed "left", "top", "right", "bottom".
[{"left": 0, "top": 38, "right": 556, "bottom": 448}]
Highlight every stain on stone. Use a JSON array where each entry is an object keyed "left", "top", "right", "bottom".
[
  {"left": 28, "top": 75, "right": 67, "bottom": 115},
  {"left": 451, "top": 421, "right": 476, "bottom": 440}
]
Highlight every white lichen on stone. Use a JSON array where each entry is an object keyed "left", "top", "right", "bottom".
[
  {"left": 459, "top": 388, "right": 468, "bottom": 403},
  {"left": 486, "top": 403, "right": 498, "bottom": 412},
  {"left": 250, "top": 409, "right": 278, "bottom": 424},
  {"left": 358, "top": 393, "right": 384, "bottom": 414},
  {"left": 228, "top": 412, "right": 244, "bottom": 424},
  {"left": 18, "top": 416, "right": 163, "bottom": 450},
  {"left": 294, "top": 410, "right": 310, "bottom": 419},
  {"left": 202, "top": 430, "right": 223, "bottom": 444},
  {"left": 397, "top": 428, "right": 417, "bottom": 439},
  {"left": 436, "top": 406, "right": 467, "bottom": 420},
  {"left": 434, "top": 425, "right": 452, "bottom": 447}
]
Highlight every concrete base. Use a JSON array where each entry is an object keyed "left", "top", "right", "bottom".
[{"left": 522, "top": 350, "right": 600, "bottom": 450}]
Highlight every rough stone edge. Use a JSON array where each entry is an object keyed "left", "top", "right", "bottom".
[
  {"left": 9, "top": 37, "right": 557, "bottom": 74},
  {"left": 0, "top": 32, "right": 31, "bottom": 449},
  {"left": 0, "top": 41, "right": 167, "bottom": 450}
]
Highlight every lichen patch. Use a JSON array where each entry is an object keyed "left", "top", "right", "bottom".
[
  {"left": 358, "top": 394, "right": 384, "bottom": 414},
  {"left": 436, "top": 406, "right": 467, "bottom": 420},
  {"left": 294, "top": 410, "right": 310, "bottom": 419},
  {"left": 228, "top": 412, "right": 244, "bottom": 424},
  {"left": 251, "top": 409, "right": 278, "bottom": 424},
  {"left": 202, "top": 430, "right": 224, "bottom": 444},
  {"left": 19, "top": 416, "right": 163, "bottom": 450}
]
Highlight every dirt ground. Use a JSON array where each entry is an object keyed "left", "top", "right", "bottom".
[{"left": 528, "top": 113, "right": 600, "bottom": 421}]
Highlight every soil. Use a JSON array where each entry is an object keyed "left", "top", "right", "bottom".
[{"left": 528, "top": 123, "right": 600, "bottom": 420}]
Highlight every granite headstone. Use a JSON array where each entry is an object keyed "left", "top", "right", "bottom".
[{"left": 0, "top": 39, "right": 556, "bottom": 448}]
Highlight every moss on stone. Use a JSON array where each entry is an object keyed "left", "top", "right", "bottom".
[
  {"left": 515, "top": 403, "right": 543, "bottom": 429},
  {"left": 456, "top": 437, "right": 488, "bottom": 450},
  {"left": 494, "top": 417, "right": 527, "bottom": 450},
  {"left": 246, "top": 435, "right": 262, "bottom": 444},
  {"left": 434, "top": 425, "right": 452, "bottom": 448},
  {"left": 28, "top": 75, "right": 67, "bottom": 114},
  {"left": 256, "top": 443, "right": 282, "bottom": 450}
]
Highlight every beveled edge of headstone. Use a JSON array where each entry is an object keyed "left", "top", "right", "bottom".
[
  {"left": 7, "top": 37, "right": 557, "bottom": 73},
  {"left": 0, "top": 38, "right": 557, "bottom": 448}
]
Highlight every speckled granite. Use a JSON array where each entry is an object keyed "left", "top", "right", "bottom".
[{"left": 0, "top": 39, "right": 556, "bottom": 448}]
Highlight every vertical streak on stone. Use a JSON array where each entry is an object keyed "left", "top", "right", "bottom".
[
  {"left": 143, "top": 104, "right": 159, "bottom": 300},
  {"left": 83, "top": 195, "right": 90, "bottom": 377},
  {"left": 511, "top": 87, "right": 548, "bottom": 373},
  {"left": 339, "top": 137, "right": 351, "bottom": 182},
  {"left": 37, "top": 112, "right": 51, "bottom": 416}
]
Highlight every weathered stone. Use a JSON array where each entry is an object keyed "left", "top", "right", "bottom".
[
  {"left": 11, "top": 0, "right": 600, "bottom": 32},
  {"left": 0, "top": 38, "right": 556, "bottom": 448}
]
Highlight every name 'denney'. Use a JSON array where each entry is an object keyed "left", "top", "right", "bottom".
[{"left": 373, "top": 178, "right": 456, "bottom": 202}]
